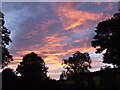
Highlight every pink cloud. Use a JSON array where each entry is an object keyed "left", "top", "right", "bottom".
[{"left": 55, "top": 3, "right": 103, "bottom": 31}]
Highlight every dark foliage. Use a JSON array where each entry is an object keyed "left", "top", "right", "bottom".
[
  {"left": 16, "top": 52, "right": 48, "bottom": 79},
  {"left": 2, "top": 68, "right": 120, "bottom": 89},
  {"left": 2, "top": 68, "right": 18, "bottom": 89},
  {"left": 91, "top": 12, "right": 120, "bottom": 66},
  {"left": 60, "top": 51, "right": 91, "bottom": 80},
  {"left": 0, "top": 11, "right": 13, "bottom": 68},
  {"left": 2, "top": 68, "right": 17, "bottom": 80}
]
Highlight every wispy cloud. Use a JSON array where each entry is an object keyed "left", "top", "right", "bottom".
[{"left": 55, "top": 3, "right": 103, "bottom": 31}]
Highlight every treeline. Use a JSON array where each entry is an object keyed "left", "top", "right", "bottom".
[{"left": 2, "top": 67, "right": 120, "bottom": 88}]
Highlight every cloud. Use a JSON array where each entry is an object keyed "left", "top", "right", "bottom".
[{"left": 55, "top": 3, "right": 103, "bottom": 31}]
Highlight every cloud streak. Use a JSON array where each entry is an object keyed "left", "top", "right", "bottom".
[{"left": 55, "top": 3, "right": 103, "bottom": 31}]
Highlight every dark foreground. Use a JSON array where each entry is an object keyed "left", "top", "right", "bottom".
[{"left": 2, "top": 68, "right": 120, "bottom": 89}]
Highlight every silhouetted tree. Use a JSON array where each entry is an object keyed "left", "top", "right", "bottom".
[
  {"left": 16, "top": 52, "right": 48, "bottom": 79},
  {"left": 0, "top": 11, "right": 13, "bottom": 68},
  {"left": 2, "top": 68, "right": 16, "bottom": 80},
  {"left": 60, "top": 51, "right": 91, "bottom": 80},
  {"left": 2, "top": 68, "right": 19, "bottom": 89},
  {"left": 91, "top": 11, "right": 120, "bottom": 67}
]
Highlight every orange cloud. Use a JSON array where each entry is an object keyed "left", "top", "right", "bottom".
[
  {"left": 17, "top": 50, "right": 40, "bottom": 55},
  {"left": 44, "top": 34, "right": 67, "bottom": 44},
  {"left": 56, "top": 3, "right": 103, "bottom": 31},
  {"left": 65, "top": 47, "right": 95, "bottom": 55},
  {"left": 11, "top": 57, "right": 22, "bottom": 63},
  {"left": 13, "top": 56, "right": 22, "bottom": 60}
]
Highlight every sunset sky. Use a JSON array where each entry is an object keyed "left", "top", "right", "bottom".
[{"left": 2, "top": 2, "right": 118, "bottom": 79}]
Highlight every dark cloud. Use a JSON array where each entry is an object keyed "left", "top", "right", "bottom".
[{"left": 76, "top": 2, "right": 117, "bottom": 14}]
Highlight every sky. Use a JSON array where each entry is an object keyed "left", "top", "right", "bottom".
[{"left": 1, "top": 2, "right": 118, "bottom": 79}]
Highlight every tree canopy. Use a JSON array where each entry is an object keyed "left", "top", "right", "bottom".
[
  {"left": 60, "top": 51, "right": 91, "bottom": 80},
  {"left": 2, "top": 68, "right": 16, "bottom": 80},
  {"left": 0, "top": 11, "right": 13, "bottom": 68},
  {"left": 91, "top": 12, "right": 120, "bottom": 67},
  {"left": 16, "top": 52, "right": 48, "bottom": 79}
]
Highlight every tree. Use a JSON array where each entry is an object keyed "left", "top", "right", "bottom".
[
  {"left": 16, "top": 52, "right": 48, "bottom": 79},
  {"left": 91, "top": 11, "right": 120, "bottom": 67},
  {"left": 60, "top": 51, "right": 91, "bottom": 80},
  {"left": 2, "top": 68, "right": 16, "bottom": 80},
  {"left": 0, "top": 11, "right": 13, "bottom": 68}
]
